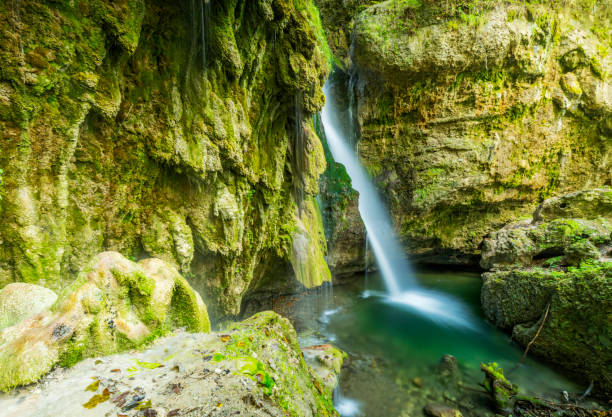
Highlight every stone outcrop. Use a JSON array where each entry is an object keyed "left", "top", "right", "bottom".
[
  {"left": 0, "top": 0, "right": 332, "bottom": 320},
  {"left": 0, "top": 251, "right": 209, "bottom": 391},
  {"left": 480, "top": 190, "right": 612, "bottom": 396},
  {"left": 318, "top": 0, "right": 612, "bottom": 265},
  {"left": 0, "top": 311, "right": 343, "bottom": 417}
]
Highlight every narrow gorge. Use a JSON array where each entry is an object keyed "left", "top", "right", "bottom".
[{"left": 0, "top": 1, "right": 610, "bottom": 416}]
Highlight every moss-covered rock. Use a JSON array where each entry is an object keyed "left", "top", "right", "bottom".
[
  {"left": 0, "top": 283, "right": 57, "bottom": 330},
  {"left": 319, "top": 1, "right": 611, "bottom": 266},
  {"left": 481, "top": 189, "right": 612, "bottom": 269},
  {"left": 0, "top": 251, "right": 209, "bottom": 391},
  {"left": 0, "top": 0, "right": 332, "bottom": 319},
  {"left": 290, "top": 197, "right": 332, "bottom": 288},
  {"left": 481, "top": 262, "right": 612, "bottom": 397},
  {"left": 533, "top": 188, "right": 612, "bottom": 222},
  {"left": 480, "top": 362, "right": 518, "bottom": 413},
  {"left": 0, "top": 311, "right": 343, "bottom": 416},
  {"left": 480, "top": 190, "right": 612, "bottom": 395}
]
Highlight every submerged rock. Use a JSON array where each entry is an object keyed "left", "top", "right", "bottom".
[
  {"left": 0, "top": 252, "right": 209, "bottom": 391},
  {"left": 424, "top": 403, "right": 463, "bottom": 417},
  {"left": 0, "top": 311, "right": 342, "bottom": 417},
  {"left": 437, "top": 354, "right": 460, "bottom": 379},
  {"left": 0, "top": 283, "right": 57, "bottom": 330}
]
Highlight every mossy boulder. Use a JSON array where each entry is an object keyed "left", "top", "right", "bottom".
[
  {"left": 481, "top": 189, "right": 612, "bottom": 269},
  {"left": 0, "top": 311, "right": 343, "bottom": 417},
  {"left": 481, "top": 262, "right": 612, "bottom": 397},
  {"left": 480, "top": 190, "right": 612, "bottom": 395},
  {"left": 0, "top": 283, "right": 57, "bottom": 330},
  {"left": 0, "top": 251, "right": 209, "bottom": 392}
]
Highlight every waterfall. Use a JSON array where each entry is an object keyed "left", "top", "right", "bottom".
[
  {"left": 321, "top": 80, "right": 476, "bottom": 329},
  {"left": 321, "top": 83, "right": 410, "bottom": 295}
]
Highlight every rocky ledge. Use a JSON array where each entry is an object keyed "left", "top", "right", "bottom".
[{"left": 0, "top": 311, "right": 343, "bottom": 417}]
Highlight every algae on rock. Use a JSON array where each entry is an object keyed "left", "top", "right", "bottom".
[
  {"left": 0, "top": 251, "right": 209, "bottom": 392},
  {"left": 0, "top": 283, "right": 57, "bottom": 330},
  {"left": 480, "top": 190, "right": 612, "bottom": 397}
]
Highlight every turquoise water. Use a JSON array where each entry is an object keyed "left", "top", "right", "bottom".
[{"left": 286, "top": 269, "right": 592, "bottom": 417}]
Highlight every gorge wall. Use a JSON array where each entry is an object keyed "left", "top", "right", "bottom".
[
  {"left": 0, "top": 0, "right": 333, "bottom": 320},
  {"left": 317, "top": 0, "right": 611, "bottom": 267}
]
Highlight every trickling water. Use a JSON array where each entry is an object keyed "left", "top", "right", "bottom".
[
  {"left": 321, "top": 80, "right": 476, "bottom": 329},
  {"left": 201, "top": 0, "right": 210, "bottom": 72},
  {"left": 364, "top": 231, "right": 369, "bottom": 291},
  {"left": 294, "top": 92, "right": 305, "bottom": 209},
  {"left": 333, "top": 386, "right": 361, "bottom": 417}
]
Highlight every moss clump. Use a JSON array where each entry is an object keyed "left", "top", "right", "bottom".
[
  {"left": 481, "top": 362, "right": 518, "bottom": 412},
  {"left": 221, "top": 311, "right": 340, "bottom": 415}
]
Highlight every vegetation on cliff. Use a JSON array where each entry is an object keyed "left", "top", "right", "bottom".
[
  {"left": 0, "top": 251, "right": 209, "bottom": 391},
  {"left": 0, "top": 0, "right": 332, "bottom": 319}
]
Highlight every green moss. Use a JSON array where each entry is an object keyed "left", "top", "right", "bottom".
[
  {"left": 0, "top": 0, "right": 332, "bottom": 319},
  {"left": 483, "top": 261, "right": 612, "bottom": 395},
  {"left": 221, "top": 311, "right": 338, "bottom": 416},
  {"left": 167, "top": 278, "right": 211, "bottom": 333}
]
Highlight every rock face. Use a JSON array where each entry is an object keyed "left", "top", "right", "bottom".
[
  {"left": 480, "top": 190, "right": 612, "bottom": 396},
  {"left": 0, "top": 311, "right": 343, "bottom": 417},
  {"left": 317, "top": 83, "right": 370, "bottom": 276},
  {"left": 0, "top": 251, "right": 209, "bottom": 391},
  {"left": 0, "top": 283, "right": 57, "bottom": 330},
  {"left": 0, "top": 0, "right": 331, "bottom": 320},
  {"left": 320, "top": 0, "right": 612, "bottom": 265}
]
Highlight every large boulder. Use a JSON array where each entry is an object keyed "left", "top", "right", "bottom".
[
  {"left": 0, "top": 251, "right": 209, "bottom": 391},
  {"left": 481, "top": 189, "right": 612, "bottom": 269},
  {"left": 480, "top": 191, "right": 612, "bottom": 396},
  {"left": 482, "top": 263, "right": 612, "bottom": 396},
  {"left": 0, "top": 311, "right": 343, "bottom": 417},
  {"left": 0, "top": 283, "right": 57, "bottom": 330}
]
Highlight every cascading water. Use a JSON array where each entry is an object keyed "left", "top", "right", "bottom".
[{"left": 320, "top": 80, "right": 476, "bottom": 329}]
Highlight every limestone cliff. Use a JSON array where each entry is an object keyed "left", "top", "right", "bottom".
[
  {"left": 0, "top": 0, "right": 332, "bottom": 319},
  {"left": 317, "top": 0, "right": 611, "bottom": 266}
]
